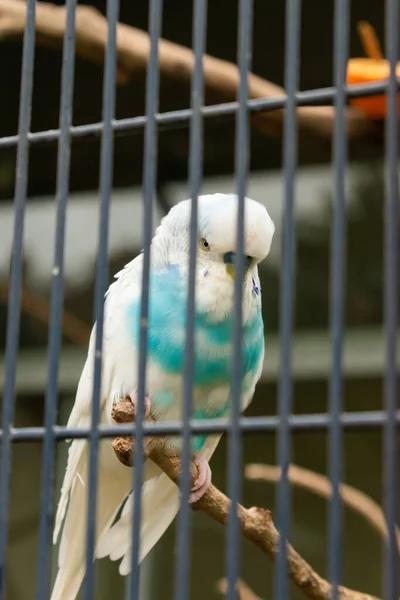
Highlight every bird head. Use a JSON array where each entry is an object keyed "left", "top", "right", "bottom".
[{"left": 152, "top": 193, "right": 275, "bottom": 319}]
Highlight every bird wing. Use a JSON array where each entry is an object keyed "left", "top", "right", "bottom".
[{"left": 51, "top": 256, "right": 150, "bottom": 600}]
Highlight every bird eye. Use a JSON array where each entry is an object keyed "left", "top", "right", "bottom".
[{"left": 199, "top": 238, "right": 210, "bottom": 251}]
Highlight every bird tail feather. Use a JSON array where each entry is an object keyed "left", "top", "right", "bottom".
[
  {"left": 96, "top": 436, "right": 222, "bottom": 575},
  {"left": 96, "top": 466, "right": 180, "bottom": 575},
  {"left": 50, "top": 438, "right": 132, "bottom": 600}
]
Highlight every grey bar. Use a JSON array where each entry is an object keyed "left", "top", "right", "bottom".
[
  {"left": 275, "top": 1, "right": 301, "bottom": 600},
  {"left": 0, "top": 0, "right": 37, "bottom": 596},
  {"left": 225, "top": 0, "right": 253, "bottom": 597},
  {"left": 83, "top": 0, "right": 119, "bottom": 598},
  {"left": 0, "top": 79, "right": 396, "bottom": 149},
  {"left": 0, "top": 410, "right": 398, "bottom": 443},
  {"left": 328, "top": 1, "right": 349, "bottom": 598},
  {"left": 35, "top": 0, "right": 78, "bottom": 598},
  {"left": 174, "top": 1, "right": 207, "bottom": 599},
  {"left": 384, "top": 0, "right": 400, "bottom": 598},
  {"left": 126, "top": 1, "right": 162, "bottom": 598}
]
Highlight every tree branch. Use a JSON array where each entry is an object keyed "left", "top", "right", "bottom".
[
  {"left": 0, "top": 284, "right": 91, "bottom": 347},
  {"left": 111, "top": 398, "right": 381, "bottom": 600},
  {"left": 215, "top": 462, "right": 400, "bottom": 600},
  {"left": 246, "top": 463, "right": 400, "bottom": 551},
  {"left": 0, "top": 0, "right": 376, "bottom": 141},
  {"left": 216, "top": 577, "right": 264, "bottom": 600}
]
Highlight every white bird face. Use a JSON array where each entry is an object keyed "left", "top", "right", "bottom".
[
  {"left": 157, "top": 193, "right": 275, "bottom": 281},
  {"left": 151, "top": 194, "right": 275, "bottom": 320}
]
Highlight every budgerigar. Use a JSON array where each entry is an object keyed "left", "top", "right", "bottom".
[{"left": 51, "top": 193, "right": 275, "bottom": 600}]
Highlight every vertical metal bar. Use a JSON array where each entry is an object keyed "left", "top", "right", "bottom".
[
  {"left": 35, "top": 1, "right": 77, "bottom": 598},
  {"left": 384, "top": 0, "right": 399, "bottom": 598},
  {"left": 275, "top": 1, "right": 301, "bottom": 600},
  {"left": 0, "top": 0, "right": 37, "bottom": 596},
  {"left": 50, "top": 396, "right": 74, "bottom": 585},
  {"left": 174, "top": 1, "right": 207, "bottom": 599},
  {"left": 225, "top": 0, "right": 253, "bottom": 598},
  {"left": 83, "top": 0, "right": 119, "bottom": 598},
  {"left": 328, "top": 1, "right": 349, "bottom": 598},
  {"left": 127, "top": 0, "right": 162, "bottom": 597}
]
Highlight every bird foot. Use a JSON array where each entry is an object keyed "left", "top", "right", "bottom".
[
  {"left": 111, "top": 394, "right": 152, "bottom": 467},
  {"left": 189, "top": 458, "right": 212, "bottom": 503},
  {"left": 127, "top": 392, "right": 151, "bottom": 421}
]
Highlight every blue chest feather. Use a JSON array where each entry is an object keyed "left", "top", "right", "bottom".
[{"left": 126, "top": 266, "right": 264, "bottom": 388}]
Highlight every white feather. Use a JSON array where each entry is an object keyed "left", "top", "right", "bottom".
[
  {"left": 51, "top": 254, "right": 145, "bottom": 600},
  {"left": 51, "top": 440, "right": 132, "bottom": 600},
  {"left": 96, "top": 434, "right": 222, "bottom": 575}
]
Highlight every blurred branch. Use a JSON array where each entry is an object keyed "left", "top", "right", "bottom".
[
  {"left": 0, "top": 0, "right": 376, "bottom": 141},
  {"left": 216, "top": 462, "right": 400, "bottom": 600},
  {"left": 216, "top": 577, "right": 264, "bottom": 600},
  {"left": 111, "top": 398, "right": 381, "bottom": 600},
  {"left": 0, "top": 285, "right": 91, "bottom": 347},
  {"left": 246, "top": 463, "right": 400, "bottom": 551}
]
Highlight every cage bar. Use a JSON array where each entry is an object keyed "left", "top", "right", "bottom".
[
  {"left": 126, "top": 0, "right": 163, "bottom": 597},
  {"left": 83, "top": 0, "right": 119, "bottom": 598},
  {"left": 328, "top": 0, "right": 349, "bottom": 598},
  {"left": 0, "top": 0, "right": 37, "bottom": 596},
  {"left": 174, "top": 1, "right": 207, "bottom": 599},
  {"left": 225, "top": 0, "right": 253, "bottom": 598},
  {"left": 275, "top": 1, "right": 301, "bottom": 600},
  {"left": 0, "top": 410, "right": 398, "bottom": 442},
  {"left": 0, "top": 79, "right": 396, "bottom": 151},
  {"left": 35, "top": 0, "right": 78, "bottom": 598},
  {"left": 383, "top": 0, "right": 400, "bottom": 599}
]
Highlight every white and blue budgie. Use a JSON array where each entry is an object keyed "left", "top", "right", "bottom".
[{"left": 51, "top": 193, "right": 275, "bottom": 600}]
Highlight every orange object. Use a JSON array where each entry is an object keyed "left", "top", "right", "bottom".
[{"left": 346, "top": 21, "right": 400, "bottom": 120}]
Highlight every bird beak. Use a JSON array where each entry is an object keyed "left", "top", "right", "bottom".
[
  {"left": 225, "top": 264, "right": 235, "bottom": 280},
  {"left": 224, "top": 253, "right": 253, "bottom": 280}
]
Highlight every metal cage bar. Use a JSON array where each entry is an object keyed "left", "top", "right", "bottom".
[
  {"left": 225, "top": 0, "right": 253, "bottom": 597},
  {"left": 275, "top": 1, "right": 301, "bottom": 599},
  {"left": 0, "top": 79, "right": 396, "bottom": 150},
  {"left": 174, "top": 0, "right": 207, "bottom": 599},
  {"left": 0, "top": 0, "right": 37, "bottom": 596},
  {"left": 83, "top": 0, "right": 119, "bottom": 598},
  {"left": 127, "top": 0, "right": 162, "bottom": 596},
  {"left": 384, "top": 0, "right": 400, "bottom": 599},
  {"left": 0, "top": 410, "right": 399, "bottom": 442},
  {"left": 328, "top": 0, "right": 349, "bottom": 597},
  {"left": 35, "top": 0, "right": 78, "bottom": 597}
]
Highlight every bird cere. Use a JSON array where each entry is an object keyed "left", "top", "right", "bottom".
[{"left": 51, "top": 193, "right": 275, "bottom": 600}]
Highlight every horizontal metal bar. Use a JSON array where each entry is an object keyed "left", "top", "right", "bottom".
[
  {"left": 2, "top": 410, "right": 399, "bottom": 441},
  {"left": 0, "top": 79, "right": 396, "bottom": 149}
]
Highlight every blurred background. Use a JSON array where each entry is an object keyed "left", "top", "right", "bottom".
[{"left": 0, "top": 0, "right": 398, "bottom": 599}]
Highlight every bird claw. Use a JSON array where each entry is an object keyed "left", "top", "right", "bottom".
[
  {"left": 189, "top": 458, "right": 212, "bottom": 503},
  {"left": 127, "top": 392, "right": 151, "bottom": 421},
  {"left": 111, "top": 394, "right": 152, "bottom": 466}
]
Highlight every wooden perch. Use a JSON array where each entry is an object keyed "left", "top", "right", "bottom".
[
  {"left": 216, "top": 577, "right": 264, "bottom": 600},
  {"left": 245, "top": 463, "right": 400, "bottom": 551},
  {"left": 0, "top": 285, "right": 91, "bottom": 348},
  {"left": 0, "top": 0, "right": 376, "bottom": 141},
  {"left": 215, "top": 462, "right": 399, "bottom": 600},
  {"left": 111, "top": 398, "right": 380, "bottom": 600}
]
